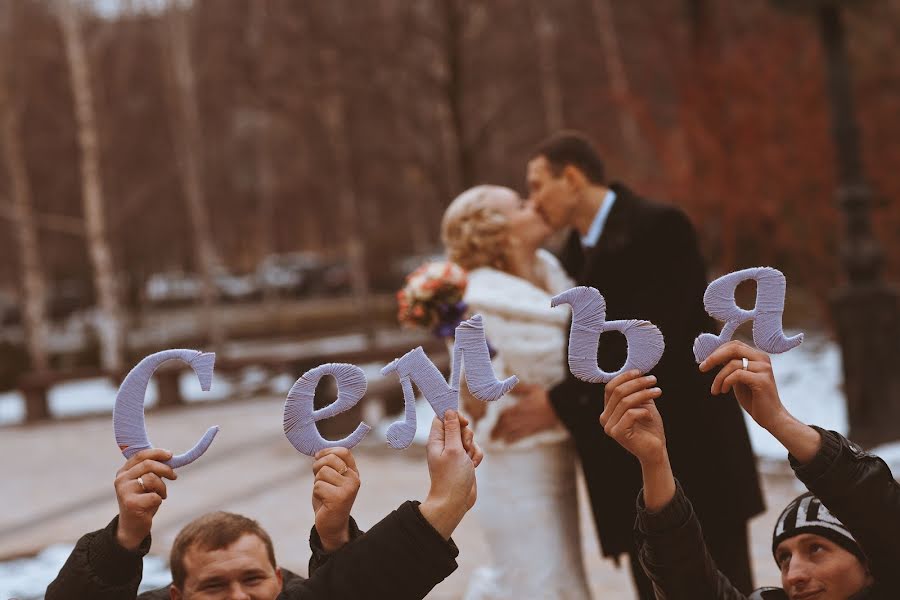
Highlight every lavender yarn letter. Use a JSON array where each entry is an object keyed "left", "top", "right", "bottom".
[
  {"left": 693, "top": 267, "right": 803, "bottom": 363},
  {"left": 382, "top": 314, "right": 518, "bottom": 449},
  {"left": 450, "top": 315, "right": 519, "bottom": 401},
  {"left": 552, "top": 286, "right": 665, "bottom": 383},
  {"left": 283, "top": 363, "right": 372, "bottom": 457},
  {"left": 113, "top": 349, "right": 219, "bottom": 469}
]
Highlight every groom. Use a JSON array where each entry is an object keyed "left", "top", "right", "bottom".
[{"left": 492, "top": 131, "right": 764, "bottom": 598}]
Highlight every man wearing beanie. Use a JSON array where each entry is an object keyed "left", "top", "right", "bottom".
[
  {"left": 599, "top": 340, "right": 899, "bottom": 599},
  {"left": 772, "top": 492, "right": 868, "bottom": 570}
]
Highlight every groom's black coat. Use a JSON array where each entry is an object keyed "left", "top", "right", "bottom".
[{"left": 549, "top": 183, "right": 764, "bottom": 558}]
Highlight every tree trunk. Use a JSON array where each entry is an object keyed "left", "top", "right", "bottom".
[
  {"left": 161, "top": 1, "right": 223, "bottom": 347},
  {"left": 58, "top": 0, "right": 124, "bottom": 372},
  {"left": 0, "top": 3, "right": 49, "bottom": 372},
  {"left": 529, "top": 0, "right": 564, "bottom": 133},
  {"left": 247, "top": 0, "right": 277, "bottom": 272},
  {"left": 591, "top": 0, "right": 648, "bottom": 171},
  {"left": 439, "top": 0, "right": 472, "bottom": 192},
  {"left": 403, "top": 165, "right": 433, "bottom": 255},
  {"left": 319, "top": 47, "right": 374, "bottom": 340}
]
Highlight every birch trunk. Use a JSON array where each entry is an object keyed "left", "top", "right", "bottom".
[
  {"left": 162, "top": 1, "right": 223, "bottom": 346},
  {"left": 58, "top": 0, "right": 124, "bottom": 372},
  {"left": 0, "top": 5, "right": 49, "bottom": 371}
]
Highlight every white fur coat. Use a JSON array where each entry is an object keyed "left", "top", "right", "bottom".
[{"left": 463, "top": 249, "right": 574, "bottom": 449}]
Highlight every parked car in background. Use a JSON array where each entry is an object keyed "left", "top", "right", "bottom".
[
  {"left": 214, "top": 268, "right": 260, "bottom": 303},
  {"left": 144, "top": 271, "right": 202, "bottom": 307},
  {"left": 256, "top": 252, "right": 322, "bottom": 298},
  {"left": 312, "top": 258, "right": 352, "bottom": 296}
]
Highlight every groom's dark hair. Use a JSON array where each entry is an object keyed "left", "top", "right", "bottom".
[{"left": 532, "top": 131, "right": 606, "bottom": 185}]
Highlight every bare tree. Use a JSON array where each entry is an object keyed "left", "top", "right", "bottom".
[
  {"left": 160, "top": 0, "right": 223, "bottom": 346},
  {"left": 0, "top": 0, "right": 49, "bottom": 371},
  {"left": 591, "top": 0, "right": 650, "bottom": 171},
  {"left": 58, "top": 0, "right": 124, "bottom": 372},
  {"left": 434, "top": 0, "right": 471, "bottom": 192},
  {"left": 318, "top": 45, "right": 374, "bottom": 338},
  {"left": 528, "top": 0, "right": 564, "bottom": 133},
  {"left": 246, "top": 0, "right": 277, "bottom": 270}
]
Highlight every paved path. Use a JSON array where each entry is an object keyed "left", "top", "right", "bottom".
[{"left": 3, "top": 395, "right": 803, "bottom": 598}]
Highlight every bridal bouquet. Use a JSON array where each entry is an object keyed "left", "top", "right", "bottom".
[{"left": 397, "top": 261, "right": 468, "bottom": 338}]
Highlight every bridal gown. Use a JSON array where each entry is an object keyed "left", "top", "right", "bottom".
[{"left": 461, "top": 249, "right": 592, "bottom": 600}]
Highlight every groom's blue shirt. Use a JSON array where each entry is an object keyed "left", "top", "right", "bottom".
[{"left": 580, "top": 189, "right": 617, "bottom": 248}]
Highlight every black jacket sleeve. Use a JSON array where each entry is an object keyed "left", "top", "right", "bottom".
[
  {"left": 45, "top": 516, "right": 149, "bottom": 600},
  {"left": 635, "top": 427, "right": 900, "bottom": 599},
  {"left": 634, "top": 481, "right": 749, "bottom": 600},
  {"left": 307, "top": 515, "right": 362, "bottom": 576},
  {"left": 791, "top": 428, "right": 900, "bottom": 585},
  {"left": 292, "top": 501, "right": 458, "bottom": 599}
]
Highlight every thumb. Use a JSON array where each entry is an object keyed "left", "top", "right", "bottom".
[{"left": 443, "top": 410, "right": 463, "bottom": 451}]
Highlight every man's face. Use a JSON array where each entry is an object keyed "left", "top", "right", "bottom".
[
  {"left": 776, "top": 533, "right": 871, "bottom": 600},
  {"left": 171, "top": 534, "right": 283, "bottom": 600},
  {"left": 526, "top": 155, "right": 577, "bottom": 231}
]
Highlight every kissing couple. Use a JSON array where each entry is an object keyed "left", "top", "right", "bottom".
[{"left": 441, "top": 131, "right": 762, "bottom": 600}]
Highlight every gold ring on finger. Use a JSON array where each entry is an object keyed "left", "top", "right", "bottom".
[{"left": 138, "top": 476, "right": 147, "bottom": 492}]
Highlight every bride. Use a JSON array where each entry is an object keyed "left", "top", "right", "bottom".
[{"left": 441, "top": 185, "right": 592, "bottom": 600}]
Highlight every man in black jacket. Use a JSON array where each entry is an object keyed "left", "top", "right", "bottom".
[
  {"left": 492, "top": 130, "right": 763, "bottom": 598},
  {"left": 603, "top": 339, "right": 899, "bottom": 599},
  {"left": 46, "top": 409, "right": 483, "bottom": 599}
]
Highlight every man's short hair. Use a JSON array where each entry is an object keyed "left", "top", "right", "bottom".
[
  {"left": 531, "top": 131, "right": 606, "bottom": 185},
  {"left": 170, "top": 511, "right": 277, "bottom": 589}
]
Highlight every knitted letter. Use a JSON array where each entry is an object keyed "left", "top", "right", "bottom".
[
  {"left": 552, "top": 286, "right": 665, "bottom": 383},
  {"left": 283, "top": 363, "right": 372, "bottom": 456},
  {"left": 382, "top": 314, "right": 518, "bottom": 449},
  {"left": 693, "top": 267, "right": 803, "bottom": 363},
  {"left": 113, "top": 349, "right": 219, "bottom": 468}
]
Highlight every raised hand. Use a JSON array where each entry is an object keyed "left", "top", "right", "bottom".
[
  {"left": 599, "top": 370, "right": 665, "bottom": 466},
  {"left": 699, "top": 340, "right": 785, "bottom": 431},
  {"left": 699, "top": 340, "right": 821, "bottom": 463},
  {"left": 312, "top": 447, "right": 361, "bottom": 552},
  {"left": 419, "top": 410, "right": 478, "bottom": 540},
  {"left": 114, "top": 448, "right": 177, "bottom": 551},
  {"left": 600, "top": 370, "right": 675, "bottom": 511}
]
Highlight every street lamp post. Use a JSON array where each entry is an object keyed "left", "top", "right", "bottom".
[{"left": 810, "top": 1, "right": 900, "bottom": 446}]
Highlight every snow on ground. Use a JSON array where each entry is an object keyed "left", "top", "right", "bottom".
[
  {"left": 0, "top": 544, "right": 169, "bottom": 600},
  {"left": 0, "top": 370, "right": 241, "bottom": 426}
]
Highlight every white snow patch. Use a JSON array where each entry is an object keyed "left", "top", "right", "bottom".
[{"left": 0, "top": 544, "right": 169, "bottom": 600}]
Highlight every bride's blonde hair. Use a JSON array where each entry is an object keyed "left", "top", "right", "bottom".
[{"left": 441, "top": 185, "right": 513, "bottom": 272}]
